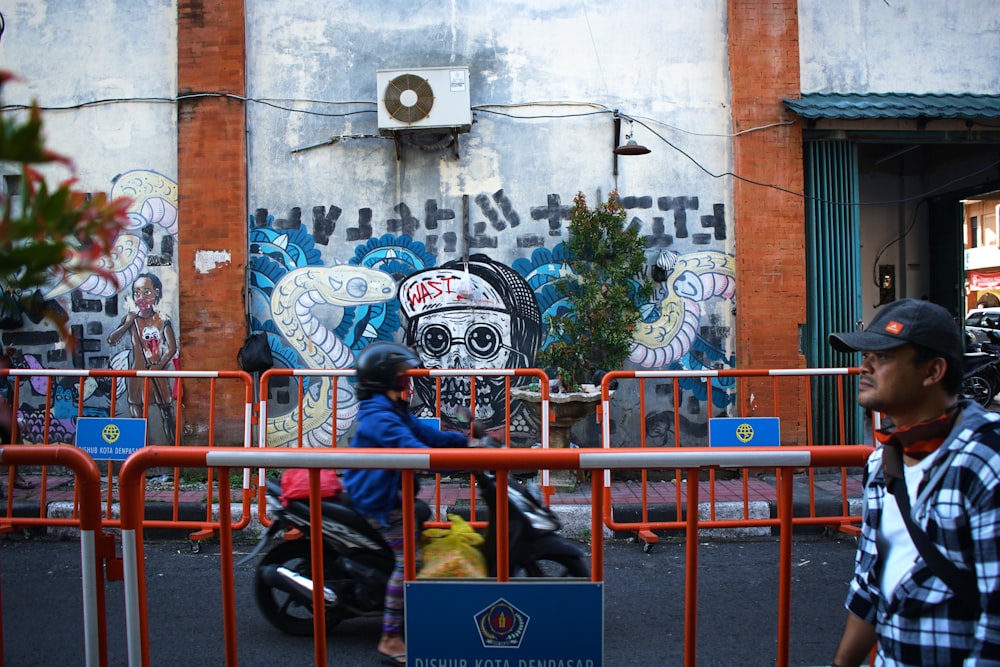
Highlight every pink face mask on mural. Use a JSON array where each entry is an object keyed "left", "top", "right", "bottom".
[{"left": 132, "top": 284, "right": 157, "bottom": 312}]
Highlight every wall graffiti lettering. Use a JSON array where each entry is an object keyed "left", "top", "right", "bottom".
[{"left": 258, "top": 191, "right": 724, "bottom": 251}]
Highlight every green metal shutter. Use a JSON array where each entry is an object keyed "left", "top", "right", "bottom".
[{"left": 804, "top": 141, "right": 863, "bottom": 444}]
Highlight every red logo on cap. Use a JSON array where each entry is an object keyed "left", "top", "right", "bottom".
[{"left": 884, "top": 320, "right": 904, "bottom": 335}]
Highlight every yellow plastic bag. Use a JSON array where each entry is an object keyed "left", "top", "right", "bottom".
[{"left": 418, "top": 513, "right": 487, "bottom": 578}]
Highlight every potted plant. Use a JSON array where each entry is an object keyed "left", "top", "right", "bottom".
[
  {"left": 512, "top": 190, "right": 652, "bottom": 485},
  {"left": 536, "top": 190, "right": 653, "bottom": 393}
]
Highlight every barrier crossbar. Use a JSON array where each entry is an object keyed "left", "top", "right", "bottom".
[
  {"left": 0, "top": 445, "right": 113, "bottom": 667},
  {"left": 116, "top": 444, "right": 872, "bottom": 667},
  {"left": 0, "top": 368, "right": 256, "bottom": 540},
  {"left": 255, "top": 367, "right": 550, "bottom": 529},
  {"left": 598, "top": 368, "right": 867, "bottom": 548}
]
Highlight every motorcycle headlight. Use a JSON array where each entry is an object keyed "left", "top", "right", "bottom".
[
  {"left": 265, "top": 494, "right": 284, "bottom": 513},
  {"left": 525, "top": 509, "right": 561, "bottom": 533}
]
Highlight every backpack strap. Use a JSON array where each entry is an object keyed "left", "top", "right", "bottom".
[{"left": 884, "top": 443, "right": 981, "bottom": 613}]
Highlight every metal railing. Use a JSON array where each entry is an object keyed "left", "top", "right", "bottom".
[{"left": 115, "top": 444, "right": 872, "bottom": 667}]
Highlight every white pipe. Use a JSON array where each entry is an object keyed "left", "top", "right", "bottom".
[
  {"left": 121, "top": 529, "right": 143, "bottom": 666},
  {"left": 79, "top": 530, "right": 99, "bottom": 667}
]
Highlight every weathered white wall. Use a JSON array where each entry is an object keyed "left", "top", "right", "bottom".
[
  {"left": 246, "top": 1, "right": 731, "bottom": 220},
  {"left": 0, "top": 1, "right": 180, "bottom": 443},
  {"left": 244, "top": 1, "right": 738, "bottom": 447},
  {"left": 799, "top": 0, "right": 1000, "bottom": 94},
  {"left": 0, "top": 1, "right": 178, "bottom": 190}
]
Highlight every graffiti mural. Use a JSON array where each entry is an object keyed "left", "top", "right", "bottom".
[
  {"left": 249, "top": 219, "right": 432, "bottom": 447},
  {"left": 248, "top": 191, "right": 735, "bottom": 447},
  {"left": 399, "top": 254, "right": 542, "bottom": 432},
  {"left": 106, "top": 272, "right": 178, "bottom": 440},
  {"left": 3, "top": 169, "right": 179, "bottom": 444}
]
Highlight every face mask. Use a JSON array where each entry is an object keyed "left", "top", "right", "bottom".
[{"left": 393, "top": 373, "right": 412, "bottom": 394}]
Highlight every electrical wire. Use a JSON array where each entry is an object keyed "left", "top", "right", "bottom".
[
  {"left": 624, "top": 112, "right": 1000, "bottom": 207},
  {"left": 870, "top": 199, "right": 928, "bottom": 288},
  {"left": 2, "top": 90, "right": 998, "bottom": 208}
]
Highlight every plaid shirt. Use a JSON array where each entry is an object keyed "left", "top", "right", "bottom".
[{"left": 846, "top": 400, "right": 1000, "bottom": 666}]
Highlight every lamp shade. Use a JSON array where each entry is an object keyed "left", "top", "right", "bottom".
[{"left": 613, "top": 139, "right": 651, "bottom": 156}]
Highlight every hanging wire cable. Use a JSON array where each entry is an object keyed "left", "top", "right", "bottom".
[
  {"left": 623, "top": 112, "right": 1000, "bottom": 207},
  {"left": 2, "top": 90, "right": 996, "bottom": 208}
]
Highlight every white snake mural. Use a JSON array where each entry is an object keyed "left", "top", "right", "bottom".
[
  {"left": 248, "top": 226, "right": 429, "bottom": 447},
  {"left": 44, "top": 169, "right": 178, "bottom": 300},
  {"left": 630, "top": 249, "right": 736, "bottom": 367},
  {"left": 264, "top": 264, "right": 396, "bottom": 447}
]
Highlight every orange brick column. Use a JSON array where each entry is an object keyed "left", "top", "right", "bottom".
[
  {"left": 177, "top": 0, "right": 247, "bottom": 441},
  {"left": 728, "top": 1, "right": 807, "bottom": 431}
]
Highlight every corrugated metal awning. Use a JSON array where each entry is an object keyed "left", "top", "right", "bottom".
[{"left": 783, "top": 93, "right": 1000, "bottom": 120}]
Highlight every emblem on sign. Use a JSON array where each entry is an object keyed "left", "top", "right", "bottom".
[
  {"left": 102, "top": 423, "right": 122, "bottom": 444},
  {"left": 735, "top": 422, "right": 754, "bottom": 444},
  {"left": 474, "top": 598, "right": 529, "bottom": 648}
]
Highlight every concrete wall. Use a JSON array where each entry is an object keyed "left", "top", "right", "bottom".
[
  {"left": 0, "top": 1, "right": 180, "bottom": 443},
  {"left": 244, "top": 1, "right": 738, "bottom": 447},
  {"left": 799, "top": 0, "right": 1000, "bottom": 94}
]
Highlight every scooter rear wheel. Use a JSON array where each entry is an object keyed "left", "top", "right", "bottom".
[
  {"left": 254, "top": 539, "right": 348, "bottom": 636},
  {"left": 516, "top": 554, "right": 591, "bottom": 578}
]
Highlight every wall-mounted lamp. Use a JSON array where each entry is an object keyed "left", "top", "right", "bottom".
[
  {"left": 614, "top": 137, "right": 651, "bottom": 156},
  {"left": 613, "top": 111, "right": 650, "bottom": 175}
]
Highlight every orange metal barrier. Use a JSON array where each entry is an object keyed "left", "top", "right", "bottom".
[
  {"left": 0, "top": 445, "right": 114, "bottom": 667},
  {"left": 0, "top": 368, "right": 255, "bottom": 541},
  {"left": 116, "top": 444, "right": 871, "bottom": 667},
  {"left": 598, "top": 368, "right": 867, "bottom": 548},
  {"left": 254, "top": 367, "right": 550, "bottom": 528}
]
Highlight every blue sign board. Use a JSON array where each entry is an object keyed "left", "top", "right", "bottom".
[
  {"left": 709, "top": 417, "right": 780, "bottom": 447},
  {"left": 418, "top": 418, "right": 441, "bottom": 429},
  {"left": 75, "top": 418, "right": 147, "bottom": 461},
  {"left": 406, "top": 581, "right": 602, "bottom": 665}
]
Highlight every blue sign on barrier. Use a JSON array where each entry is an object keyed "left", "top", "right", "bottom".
[
  {"left": 75, "top": 418, "right": 147, "bottom": 460},
  {"left": 406, "top": 580, "right": 602, "bottom": 665},
  {"left": 709, "top": 417, "right": 780, "bottom": 447}
]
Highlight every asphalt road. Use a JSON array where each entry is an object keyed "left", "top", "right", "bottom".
[{"left": 0, "top": 533, "right": 857, "bottom": 666}]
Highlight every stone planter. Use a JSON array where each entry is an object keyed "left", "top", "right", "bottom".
[{"left": 510, "top": 385, "right": 610, "bottom": 488}]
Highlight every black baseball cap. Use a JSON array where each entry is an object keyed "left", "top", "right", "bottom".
[{"left": 828, "top": 298, "right": 962, "bottom": 356}]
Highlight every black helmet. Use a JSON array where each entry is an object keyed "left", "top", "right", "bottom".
[{"left": 354, "top": 341, "right": 421, "bottom": 399}]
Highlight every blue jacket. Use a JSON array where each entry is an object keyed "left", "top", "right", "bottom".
[{"left": 342, "top": 393, "right": 468, "bottom": 526}]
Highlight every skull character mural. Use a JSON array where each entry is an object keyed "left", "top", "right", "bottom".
[{"left": 399, "top": 254, "right": 541, "bottom": 432}]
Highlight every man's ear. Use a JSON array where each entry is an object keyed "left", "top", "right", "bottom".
[{"left": 923, "top": 357, "right": 948, "bottom": 386}]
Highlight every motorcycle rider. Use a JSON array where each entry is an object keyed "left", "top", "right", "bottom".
[{"left": 343, "top": 341, "right": 476, "bottom": 666}]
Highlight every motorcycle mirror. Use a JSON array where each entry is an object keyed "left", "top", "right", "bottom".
[
  {"left": 455, "top": 405, "right": 473, "bottom": 426},
  {"left": 455, "top": 405, "right": 487, "bottom": 438}
]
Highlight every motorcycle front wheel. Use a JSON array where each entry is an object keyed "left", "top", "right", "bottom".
[
  {"left": 254, "top": 539, "right": 349, "bottom": 636},
  {"left": 515, "top": 554, "right": 591, "bottom": 578},
  {"left": 961, "top": 374, "right": 995, "bottom": 407}
]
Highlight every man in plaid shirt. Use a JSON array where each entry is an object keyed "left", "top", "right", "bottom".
[{"left": 829, "top": 299, "right": 1000, "bottom": 666}]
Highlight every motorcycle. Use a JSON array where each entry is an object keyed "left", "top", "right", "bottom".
[
  {"left": 240, "top": 439, "right": 590, "bottom": 636},
  {"left": 962, "top": 330, "right": 1000, "bottom": 407}
]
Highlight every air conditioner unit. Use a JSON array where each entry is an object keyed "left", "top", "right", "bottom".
[{"left": 377, "top": 66, "right": 472, "bottom": 133}]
